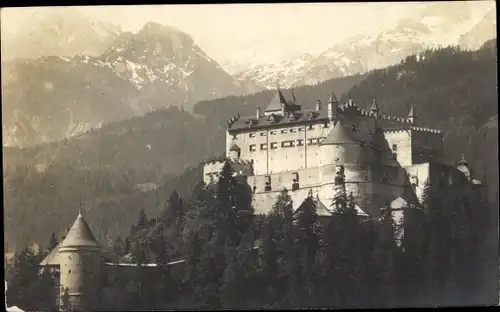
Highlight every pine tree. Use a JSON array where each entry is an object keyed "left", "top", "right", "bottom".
[
  {"left": 372, "top": 204, "right": 400, "bottom": 308},
  {"left": 6, "top": 247, "right": 41, "bottom": 311},
  {"left": 258, "top": 216, "right": 279, "bottom": 308}
]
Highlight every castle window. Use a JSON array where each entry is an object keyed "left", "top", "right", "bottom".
[
  {"left": 293, "top": 172, "right": 299, "bottom": 182},
  {"left": 323, "top": 122, "right": 329, "bottom": 128},
  {"left": 249, "top": 144, "right": 256, "bottom": 152},
  {"left": 270, "top": 130, "right": 277, "bottom": 135},
  {"left": 308, "top": 124, "right": 314, "bottom": 130},
  {"left": 249, "top": 133, "right": 256, "bottom": 138},
  {"left": 281, "top": 129, "right": 288, "bottom": 134},
  {"left": 260, "top": 132, "right": 267, "bottom": 136},
  {"left": 298, "top": 128, "right": 304, "bottom": 132},
  {"left": 260, "top": 143, "right": 268, "bottom": 150},
  {"left": 392, "top": 144, "right": 397, "bottom": 152},
  {"left": 281, "top": 140, "right": 295, "bottom": 148},
  {"left": 297, "top": 139, "right": 304, "bottom": 146},
  {"left": 270, "top": 142, "right": 278, "bottom": 149},
  {"left": 308, "top": 138, "right": 318, "bottom": 145},
  {"left": 319, "top": 137, "right": 326, "bottom": 143},
  {"left": 265, "top": 176, "right": 271, "bottom": 191},
  {"left": 253, "top": 185, "right": 257, "bottom": 193},
  {"left": 232, "top": 134, "right": 238, "bottom": 139},
  {"left": 290, "top": 128, "right": 297, "bottom": 133}
]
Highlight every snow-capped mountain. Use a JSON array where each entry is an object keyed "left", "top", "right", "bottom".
[
  {"left": 229, "top": 2, "right": 495, "bottom": 90},
  {"left": 2, "top": 23, "right": 248, "bottom": 147}
]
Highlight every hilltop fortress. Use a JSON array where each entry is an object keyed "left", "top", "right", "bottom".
[{"left": 203, "top": 87, "right": 483, "bottom": 219}]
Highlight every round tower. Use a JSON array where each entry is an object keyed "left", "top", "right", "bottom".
[
  {"left": 58, "top": 212, "right": 102, "bottom": 312},
  {"left": 320, "top": 120, "right": 361, "bottom": 166},
  {"left": 228, "top": 142, "right": 241, "bottom": 160}
]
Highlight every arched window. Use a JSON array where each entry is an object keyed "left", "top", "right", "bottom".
[{"left": 392, "top": 144, "right": 398, "bottom": 152}]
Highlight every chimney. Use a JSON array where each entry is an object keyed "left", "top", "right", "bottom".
[
  {"left": 281, "top": 102, "right": 286, "bottom": 116},
  {"left": 315, "top": 98, "right": 321, "bottom": 111},
  {"left": 256, "top": 107, "right": 261, "bottom": 119}
]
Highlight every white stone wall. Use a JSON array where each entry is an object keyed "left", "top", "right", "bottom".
[
  {"left": 384, "top": 130, "right": 413, "bottom": 166},
  {"left": 226, "top": 120, "right": 333, "bottom": 176}
]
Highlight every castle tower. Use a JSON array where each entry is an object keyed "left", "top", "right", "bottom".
[
  {"left": 228, "top": 142, "right": 241, "bottom": 160},
  {"left": 58, "top": 212, "right": 102, "bottom": 312},
  {"left": 456, "top": 153, "right": 471, "bottom": 180},
  {"left": 327, "top": 92, "right": 338, "bottom": 121}
]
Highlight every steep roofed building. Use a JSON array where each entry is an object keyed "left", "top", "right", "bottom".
[{"left": 203, "top": 87, "right": 483, "bottom": 219}]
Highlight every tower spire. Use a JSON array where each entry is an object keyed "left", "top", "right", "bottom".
[
  {"left": 328, "top": 92, "right": 338, "bottom": 104},
  {"left": 370, "top": 97, "right": 379, "bottom": 116},
  {"left": 408, "top": 104, "right": 416, "bottom": 124}
]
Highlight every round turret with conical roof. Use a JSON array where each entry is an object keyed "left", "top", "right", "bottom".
[
  {"left": 456, "top": 153, "right": 471, "bottom": 180},
  {"left": 59, "top": 211, "right": 102, "bottom": 312},
  {"left": 320, "top": 120, "right": 364, "bottom": 166}
]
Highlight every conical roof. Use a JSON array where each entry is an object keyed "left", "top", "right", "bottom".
[
  {"left": 328, "top": 92, "right": 338, "bottom": 104},
  {"left": 370, "top": 98, "right": 379, "bottom": 112},
  {"left": 408, "top": 105, "right": 415, "bottom": 118},
  {"left": 321, "top": 120, "right": 356, "bottom": 145},
  {"left": 59, "top": 212, "right": 101, "bottom": 249},
  {"left": 265, "top": 88, "right": 287, "bottom": 112},
  {"left": 457, "top": 153, "right": 468, "bottom": 166},
  {"left": 229, "top": 142, "right": 241, "bottom": 151}
]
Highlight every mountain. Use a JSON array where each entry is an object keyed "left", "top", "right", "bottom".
[
  {"left": 459, "top": 9, "right": 497, "bottom": 50},
  {"left": 1, "top": 8, "right": 120, "bottom": 61},
  {"left": 2, "top": 74, "right": 363, "bottom": 251},
  {"left": 2, "top": 22, "right": 248, "bottom": 147},
  {"left": 4, "top": 43, "right": 497, "bottom": 251},
  {"left": 229, "top": 1, "right": 492, "bottom": 90}
]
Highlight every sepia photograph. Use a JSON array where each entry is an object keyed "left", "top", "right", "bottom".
[{"left": 2, "top": 2, "right": 498, "bottom": 311}]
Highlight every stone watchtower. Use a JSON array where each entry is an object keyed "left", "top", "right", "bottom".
[{"left": 58, "top": 212, "right": 103, "bottom": 312}]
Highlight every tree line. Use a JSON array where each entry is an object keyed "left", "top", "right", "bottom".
[{"left": 6, "top": 161, "right": 496, "bottom": 310}]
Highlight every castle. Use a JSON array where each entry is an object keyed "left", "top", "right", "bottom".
[
  {"left": 37, "top": 88, "right": 484, "bottom": 311},
  {"left": 203, "top": 87, "right": 483, "bottom": 221}
]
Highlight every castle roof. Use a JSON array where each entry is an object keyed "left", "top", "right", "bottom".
[
  {"left": 59, "top": 212, "right": 101, "bottom": 250},
  {"left": 229, "top": 142, "right": 241, "bottom": 151},
  {"left": 265, "top": 88, "right": 287, "bottom": 112},
  {"left": 321, "top": 120, "right": 356, "bottom": 145},
  {"left": 40, "top": 242, "right": 61, "bottom": 266},
  {"left": 408, "top": 105, "right": 415, "bottom": 118}
]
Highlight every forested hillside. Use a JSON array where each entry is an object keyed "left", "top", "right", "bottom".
[
  {"left": 3, "top": 41, "right": 497, "bottom": 251},
  {"left": 340, "top": 39, "right": 497, "bottom": 205}
]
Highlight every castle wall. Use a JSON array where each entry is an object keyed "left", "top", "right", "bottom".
[
  {"left": 411, "top": 130, "right": 444, "bottom": 164},
  {"left": 403, "top": 163, "right": 431, "bottom": 202},
  {"left": 59, "top": 249, "right": 102, "bottom": 311},
  {"left": 226, "top": 120, "right": 333, "bottom": 176},
  {"left": 248, "top": 163, "right": 411, "bottom": 216},
  {"left": 384, "top": 130, "right": 413, "bottom": 166}
]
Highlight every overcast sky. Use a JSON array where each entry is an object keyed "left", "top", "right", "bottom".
[{"left": 1, "top": 2, "right": 495, "bottom": 65}]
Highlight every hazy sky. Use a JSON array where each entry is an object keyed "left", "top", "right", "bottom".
[{"left": 1, "top": 2, "right": 495, "bottom": 65}]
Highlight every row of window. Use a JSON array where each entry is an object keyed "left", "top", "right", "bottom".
[
  {"left": 235, "top": 122, "right": 330, "bottom": 139},
  {"left": 248, "top": 137, "right": 326, "bottom": 152}
]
